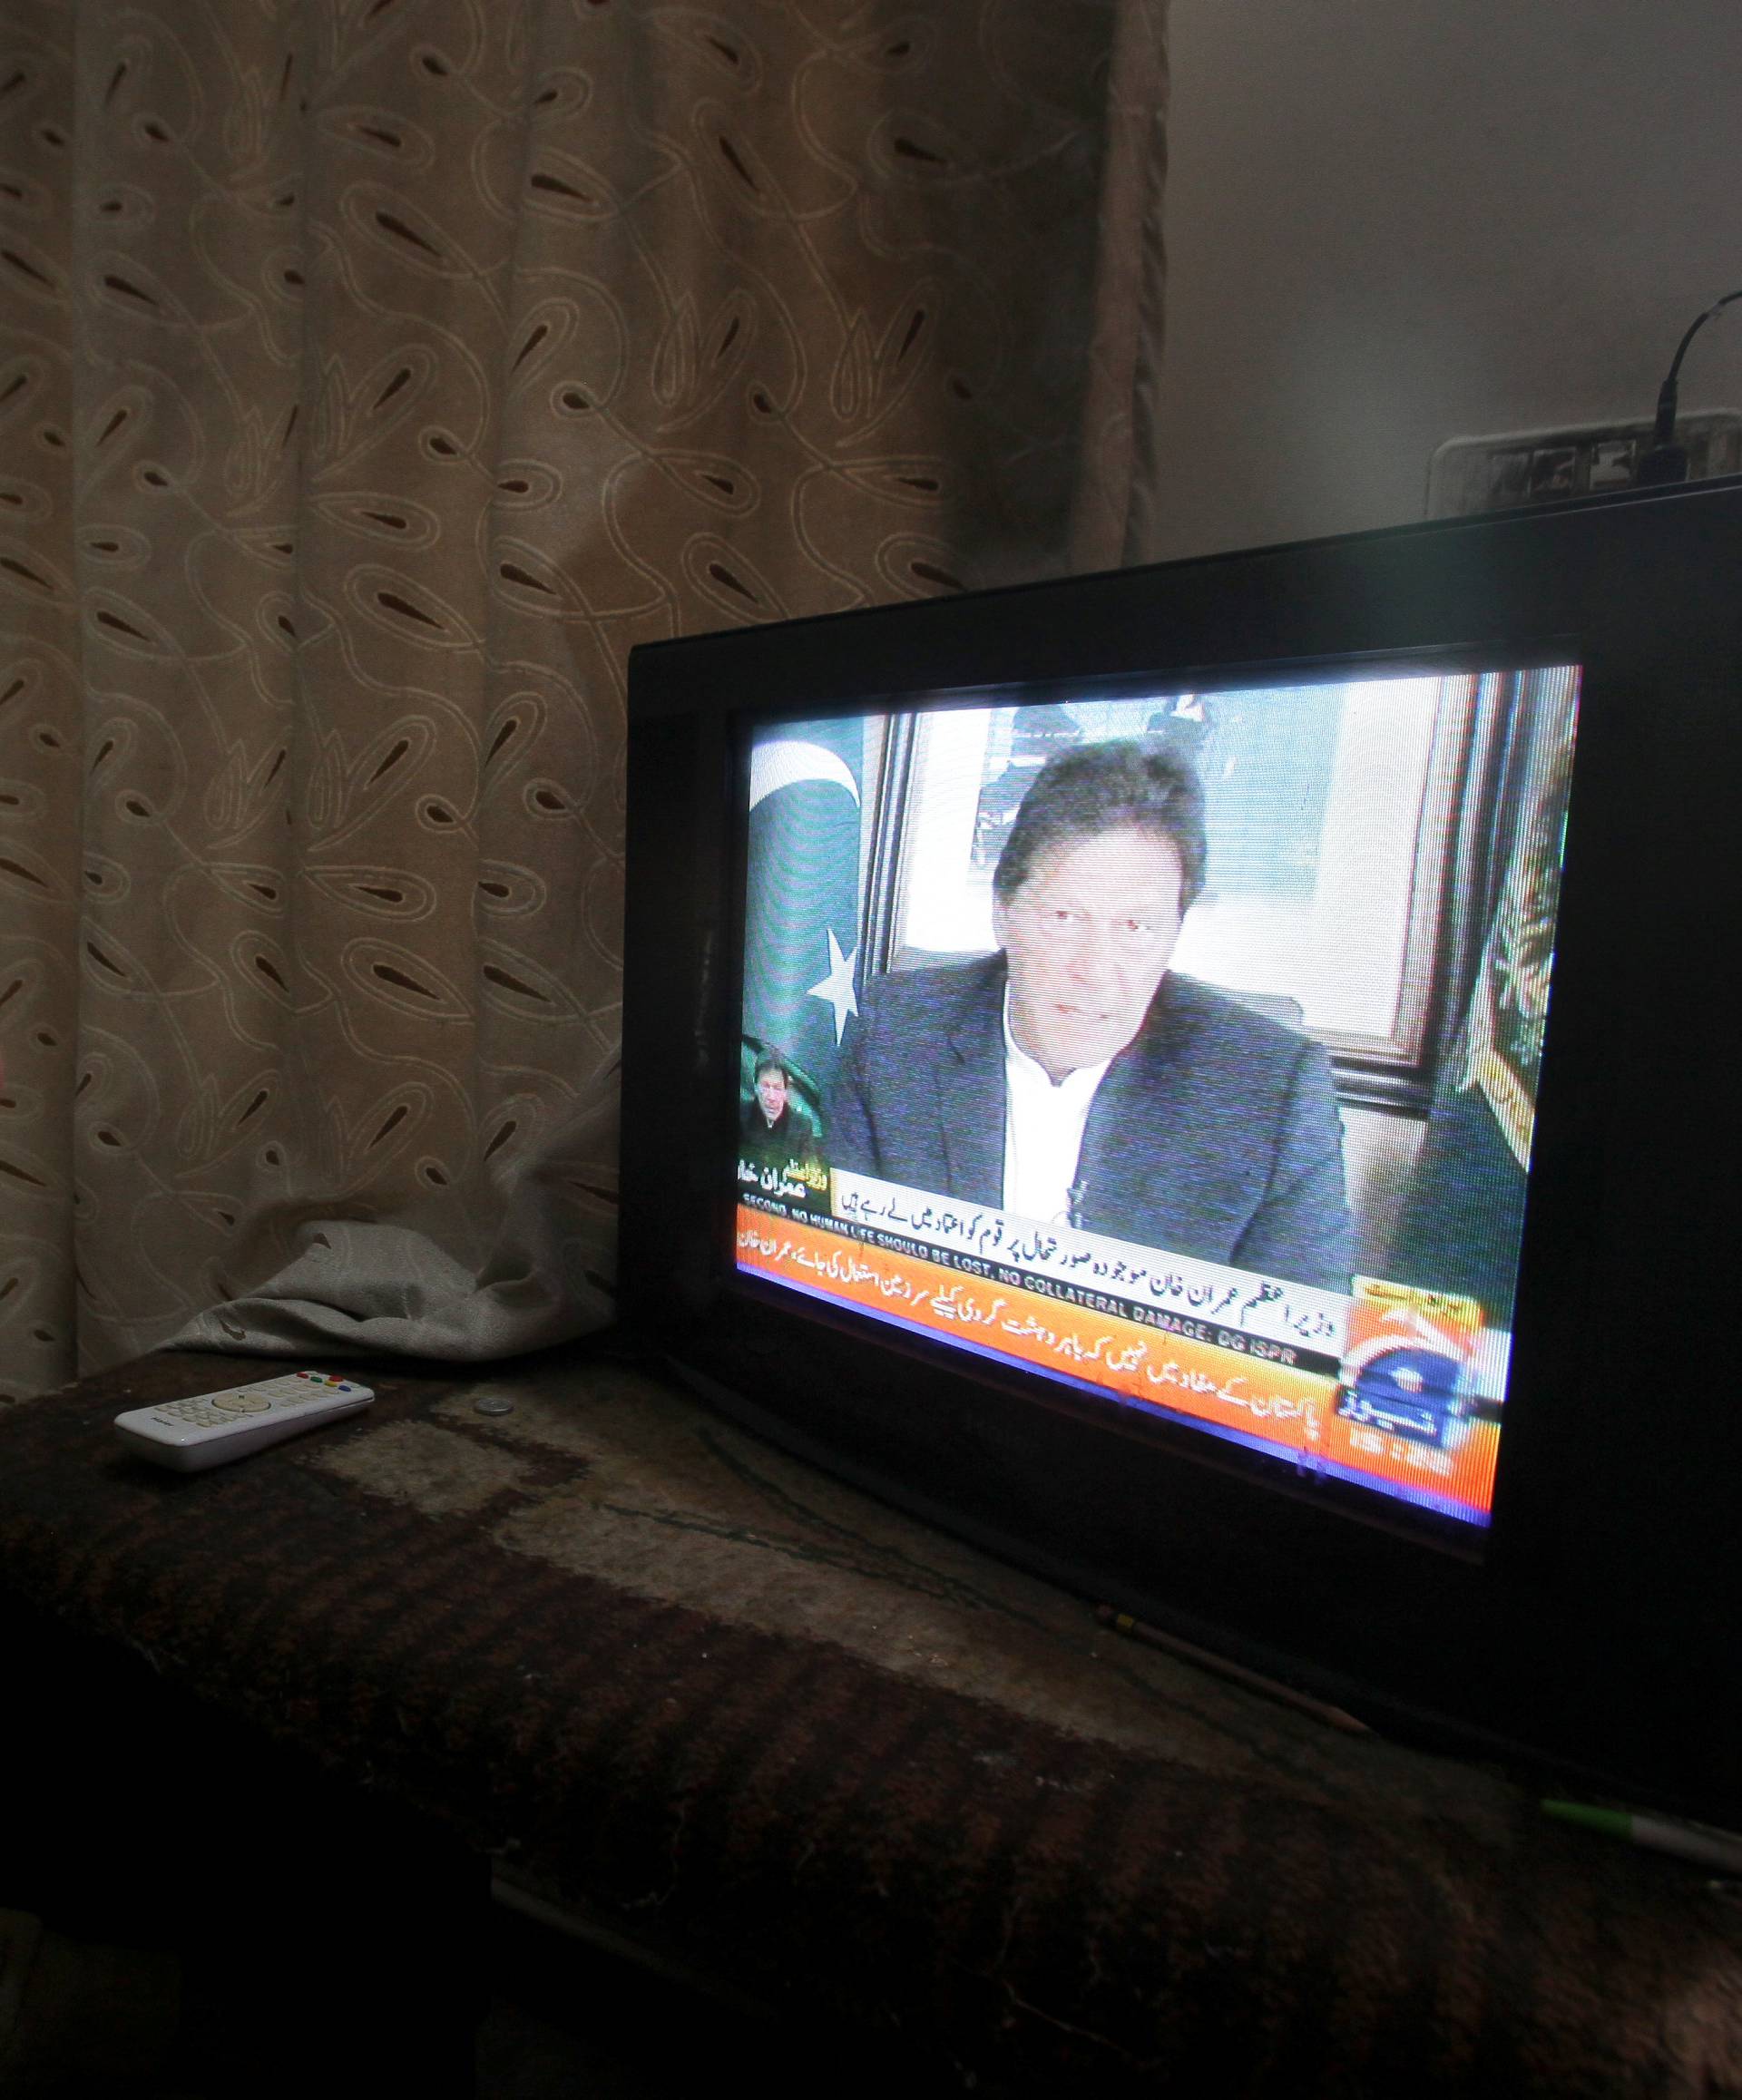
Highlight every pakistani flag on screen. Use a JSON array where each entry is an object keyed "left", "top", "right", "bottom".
[{"left": 742, "top": 718, "right": 864, "bottom": 1111}]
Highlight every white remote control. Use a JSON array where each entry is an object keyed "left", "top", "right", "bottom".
[{"left": 113, "top": 1371, "right": 375, "bottom": 1471}]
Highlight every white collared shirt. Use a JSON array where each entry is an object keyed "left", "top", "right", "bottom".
[{"left": 1001, "top": 989, "right": 1111, "bottom": 1227}]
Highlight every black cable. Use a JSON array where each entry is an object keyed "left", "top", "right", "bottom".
[{"left": 1636, "top": 287, "right": 1742, "bottom": 485}]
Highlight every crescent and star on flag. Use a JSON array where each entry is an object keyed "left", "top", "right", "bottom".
[{"left": 748, "top": 737, "right": 862, "bottom": 1045}]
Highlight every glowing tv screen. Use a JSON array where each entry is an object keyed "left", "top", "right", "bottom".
[{"left": 733, "top": 665, "right": 1578, "bottom": 1539}]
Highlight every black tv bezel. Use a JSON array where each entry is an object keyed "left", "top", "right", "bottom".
[{"left": 621, "top": 478, "right": 1742, "bottom": 1822}]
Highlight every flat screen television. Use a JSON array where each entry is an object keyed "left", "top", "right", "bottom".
[{"left": 620, "top": 477, "right": 1742, "bottom": 1822}]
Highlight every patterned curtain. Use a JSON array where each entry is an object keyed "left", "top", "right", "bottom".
[{"left": 0, "top": 0, "right": 1168, "bottom": 1402}]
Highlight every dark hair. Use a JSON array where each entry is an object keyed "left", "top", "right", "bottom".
[
  {"left": 993, "top": 739, "right": 1207, "bottom": 910},
  {"left": 752, "top": 1053, "right": 789, "bottom": 1084}
]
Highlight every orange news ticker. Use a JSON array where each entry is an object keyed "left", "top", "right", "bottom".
[{"left": 736, "top": 1207, "right": 1499, "bottom": 1519}]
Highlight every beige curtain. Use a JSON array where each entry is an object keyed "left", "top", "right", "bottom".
[{"left": 0, "top": 0, "right": 1168, "bottom": 1402}]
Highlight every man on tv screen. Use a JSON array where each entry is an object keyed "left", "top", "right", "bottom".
[
  {"left": 825, "top": 740, "right": 1355, "bottom": 1293},
  {"left": 740, "top": 1051, "right": 816, "bottom": 1168}
]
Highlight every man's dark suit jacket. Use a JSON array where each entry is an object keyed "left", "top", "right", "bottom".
[{"left": 824, "top": 955, "right": 1354, "bottom": 1294}]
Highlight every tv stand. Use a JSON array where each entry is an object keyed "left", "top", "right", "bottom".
[{"left": 2, "top": 1344, "right": 1734, "bottom": 2095}]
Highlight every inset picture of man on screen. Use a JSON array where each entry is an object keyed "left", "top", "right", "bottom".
[
  {"left": 825, "top": 740, "right": 1355, "bottom": 1293},
  {"left": 737, "top": 1046, "right": 828, "bottom": 1209}
]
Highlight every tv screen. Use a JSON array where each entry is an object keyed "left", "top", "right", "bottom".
[
  {"left": 621, "top": 479, "right": 1742, "bottom": 1822},
  {"left": 734, "top": 662, "right": 1579, "bottom": 1546}
]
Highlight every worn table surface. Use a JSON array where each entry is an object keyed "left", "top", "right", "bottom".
[{"left": 2, "top": 1345, "right": 1737, "bottom": 2096}]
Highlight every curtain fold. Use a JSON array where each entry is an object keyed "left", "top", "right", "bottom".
[{"left": 0, "top": 0, "right": 1168, "bottom": 1401}]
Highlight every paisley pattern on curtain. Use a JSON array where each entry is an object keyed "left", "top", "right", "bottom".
[{"left": 0, "top": 0, "right": 1167, "bottom": 1401}]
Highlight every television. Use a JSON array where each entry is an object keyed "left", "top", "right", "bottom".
[{"left": 620, "top": 477, "right": 1742, "bottom": 1823}]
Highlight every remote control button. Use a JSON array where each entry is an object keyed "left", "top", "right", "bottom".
[{"left": 212, "top": 1394, "right": 271, "bottom": 1414}]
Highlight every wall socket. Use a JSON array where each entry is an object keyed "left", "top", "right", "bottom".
[{"left": 1427, "top": 410, "right": 1742, "bottom": 517}]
